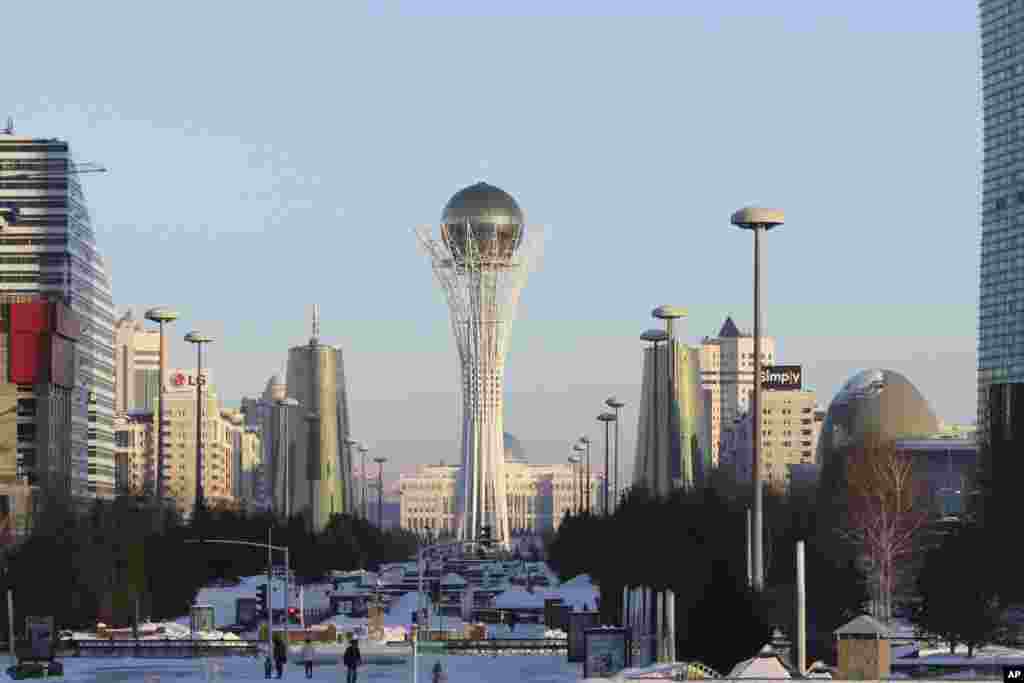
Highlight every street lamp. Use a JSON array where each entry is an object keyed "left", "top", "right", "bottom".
[
  {"left": 344, "top": 438, "right": 359, "bottom": 517},
  {"left": 597, "top": 413, "right": 617, "bottom": 516},
  {"left": 184, "top": 331, "right": 214, "bottom": 515},
  {"left": 605, "top": 397, "right": 625, "bottom": 510},
  {"left": 641, "top": 329, "right": 668, "bottom": 496},
  {"left": 730, "top": 205, "right": 784, "bottom": 593},
  {"left": 374, "top": 456, "right": 387, "bottom": 528},
  {"left": 144, "top": 307, "right": 179, "bottom": 503},
  {"left": 359, "top": 444, "right": 370, "bottom": 520},
  {"left": 578, "top": 436, "right": 592, "bottom": 514},
  {"left": 277, "top": 397, "right": 299, "bottom": 519},
  {"left": 572, "top": 444, "right": 585, "bottom": 515},
  {"left": 653, "top": 306, "right": 687, "bottom": 491},
  {"left": 568, "top": 454, "right": 580, "bottom": 515}
]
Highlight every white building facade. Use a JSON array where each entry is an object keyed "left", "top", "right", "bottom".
[
  {"left": 114, "top": 310, "right": 161, "bottom": 415},
  {"left": 400, "top": 460, "right": 594, "bottom": 537}
]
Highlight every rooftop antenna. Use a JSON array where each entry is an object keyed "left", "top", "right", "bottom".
[
  {"left": 2, "top": 118, "right": 12, "bottom": 135},
  {"left": 311, "top": 304, "right": 320, "bottom": 345}
]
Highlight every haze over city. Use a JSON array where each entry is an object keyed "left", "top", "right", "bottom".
[{"left": 4, "top": 0, "right": 979, "bottom": 487}]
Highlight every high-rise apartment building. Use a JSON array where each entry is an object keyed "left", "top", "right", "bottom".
[
  {"left": 283, "top": 308, "right": 352, "bottom": 531},
  {"left": 719, "top": 389, "right": 823, "bottom": 492},
  {"left": 0, "top": 131, "right": 117, "bottom": 499},
  {"left": 114, "top": 369, "right": 261, "bottom": 515},
  {"left": 699, "top": 317, "right": 776, "bottom": 466},
  {"left": 979, "top": 0, "right": 1024, "bottom": 440},
  {"left": 114, "top": 311, "right": 161, "bottom": 414}
]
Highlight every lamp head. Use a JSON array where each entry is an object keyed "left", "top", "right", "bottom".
[
  {"left": 144, "top": 307, "right": 179, "bottom": 324},
  {"left": 184, "top": 331, "right": 214, "bottom": 344},
  {"left": 597, "top": 412, "right": 616, "bottom": 422},
  {"left": 730, "top": 206, "right": 784, "bottom": 230},
  {"left": 651, "top": 305, "right": 687, "bottom": 320},
  {"left": 606, "top": 397, "right": 625, "bottom": 409},
  {"left": 640, "top": 329, "right": 668, "bottom": 343}
]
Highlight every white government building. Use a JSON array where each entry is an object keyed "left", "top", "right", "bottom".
[{"left": 399, "top": 433, "right": 598, "bottom": 537}]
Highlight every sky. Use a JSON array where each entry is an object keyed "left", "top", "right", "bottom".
[{"left": 3, "top": 1, "right": 980, "bottom": 488}]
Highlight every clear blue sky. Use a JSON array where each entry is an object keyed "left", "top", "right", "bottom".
[{"left": 4, "top": 1, "right": 979, "bottom": 483}]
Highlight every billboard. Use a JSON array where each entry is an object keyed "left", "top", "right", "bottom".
[
  {"left": 583, "top": 627, "right": 630, "bottom": 679},
  {"left": 9, "top": 302, "right": 48, "bottom": 334},
  {"left": 9, "top": 331, "right": 42, "bottom": 384},
  {"left": 761, "top": 365, "right": 802, "bottom": 391}
]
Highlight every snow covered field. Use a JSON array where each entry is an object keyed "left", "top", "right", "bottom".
[{"left": 4, "top": 653, "right": 587, "bottom": 682}]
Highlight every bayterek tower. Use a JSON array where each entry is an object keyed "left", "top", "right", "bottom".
[{"left": 417, "top": 182, "right": 542, "bottom": 549}]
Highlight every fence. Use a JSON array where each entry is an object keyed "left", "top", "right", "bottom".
[
  {"left": 69, "top": 639, "right": 263, "bottom": 658},
  {"left": 443, "top": 638, "right": 567, "bottom": 653}
]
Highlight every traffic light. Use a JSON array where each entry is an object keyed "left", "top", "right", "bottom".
[
  {"left": 288, "top": 607, "right": 299, "bottom": 624},
  {"left": 257, "top": 585, "right": 268, "bottom": 617},
  {"left": 479, "top": 525, "right": 492, "bottom": 547}
]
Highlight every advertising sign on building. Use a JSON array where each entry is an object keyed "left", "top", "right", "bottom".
[
  {"left": 166, "top": 369, "right": 212, "bottom": 392},
  {"left": 761, "top": 365, "right": 802, "bottom": 391},
  {"left": 583, "top": 627, "right": 630, "bottom": 679},
  {"left": 25, "top": 616, "right": 54, "bottom": 661}
]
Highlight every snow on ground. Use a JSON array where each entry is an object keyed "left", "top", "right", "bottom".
[{"left": 13, "top": 652, "right": 585, "bottom": 682}]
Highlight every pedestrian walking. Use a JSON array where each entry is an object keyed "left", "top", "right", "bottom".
[
  {"left": 301, "top": 638, "right": 315, "bottom": 679},
  {"left": 342, "top": 638, "right": 361, "bottom": 683},
  {"left": 273, "top": 636, "right": 287, "bottom": 679},
  {"left": 431, "top": 660, "right": 447, "bottom": 683},
  {"left": 264, "top": 656, "right": 273, "bottom": 679}
]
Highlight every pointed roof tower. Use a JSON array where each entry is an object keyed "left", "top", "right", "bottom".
[{"left": 719, "top": 316, "right": 742, "bottom": 338}]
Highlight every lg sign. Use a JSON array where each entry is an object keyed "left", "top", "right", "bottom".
[
  {"left": 169, "top": 372, "right": 207, "bottom": 387},
  {"left": 761, "top": 365, "right": 802, "bottom": 390}
]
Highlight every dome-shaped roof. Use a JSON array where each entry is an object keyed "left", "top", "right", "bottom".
[
  {"left": 442, "top": 182, "right": 523, "bottom": 225},
  {"left": 816, "top": 368, "right": 939, "bottom": 484},
  {"left": 504, "top": 432, "right": 527, "bottom": 463},
  {"left": 441, "top": 182, "right": 525, "bottom": 263}
]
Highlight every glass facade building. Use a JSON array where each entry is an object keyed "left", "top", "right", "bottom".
[
  {"left": 0, "top": 135, "right": 117, "bottom": 498},
  {"left": 979, "top": 0, "right": 1024, "bottom": 438}
]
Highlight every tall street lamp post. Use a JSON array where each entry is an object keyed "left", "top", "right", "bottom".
[
  {"left": 145, "top": 307, "right": 179, "bottom": 503},
  {"left": 344, "top": 438, "right": 359, "bottom": 516},
  {"left": 184, "top": 332, "right": 214, "bottom": 515},
  {"left": 605, "top": 397, "right": 625, "bottom": 510},
  {"left": 572, "top": 444, "right": 586, "bottom": 515},
  {"left": 653, "top": 306, "right": 687, "bottom": 491},
  {"left": 567, "top": 454, "right": 580, "bottom": 514},
  {"left": 578, "top": 436, "right": 592, "bottom": 514},
  {"left": 597, "top": 413, "right": 616, "bottom": 516},
  {"left": 640, "top": 329, "right": 668, "bottom": 496},
  {"left": 359, "top": 444, "right": 369, "bottom": 520},
  {"left": 730, "top": 206, "right": 784, "bottom": 593},
  {"left": 374, "top": 456, "right": 387, "bottom": 528}
]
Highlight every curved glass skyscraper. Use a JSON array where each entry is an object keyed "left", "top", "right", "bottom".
[{"left": 0, "top": 132, "right": 116, "bottom": 498}]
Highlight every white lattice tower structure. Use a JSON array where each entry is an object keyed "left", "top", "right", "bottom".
[{"left": 416, "top": 182, "right": 542, "bottom": 550}]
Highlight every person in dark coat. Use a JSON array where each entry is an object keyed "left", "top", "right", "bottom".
[
  {"left": 342, "top": 638, "right": 362, "bottom": 683},
  {"left": 507, "top": 610, "right": 518, "bottom": 633},
  {"left": 273, "top": 636, "right": 288, "bottom": 679}
]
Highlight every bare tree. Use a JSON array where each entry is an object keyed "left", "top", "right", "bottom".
[{"left": 841, "top": 436, "right": 929, "bottom": 622}]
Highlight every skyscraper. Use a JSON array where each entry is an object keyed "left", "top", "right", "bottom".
[
  {"left": 979, "top": 0, "right": 1024, "bottom": 440},
  {"left": 0, "top": 130, "right": 116, "bottom": 498},
  {"left": 416, "top": 182, "right": 543, "bottom": 549},
  {"left": 283, "top": 306, "right": 351, "bottom": 531},
  {"left": 114, "top": 310, "right": 161, "bottom": 414}
]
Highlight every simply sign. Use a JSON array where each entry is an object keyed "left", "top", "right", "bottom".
[{"left": 761, "top": 365, "right": 802, "bottom": 390}]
